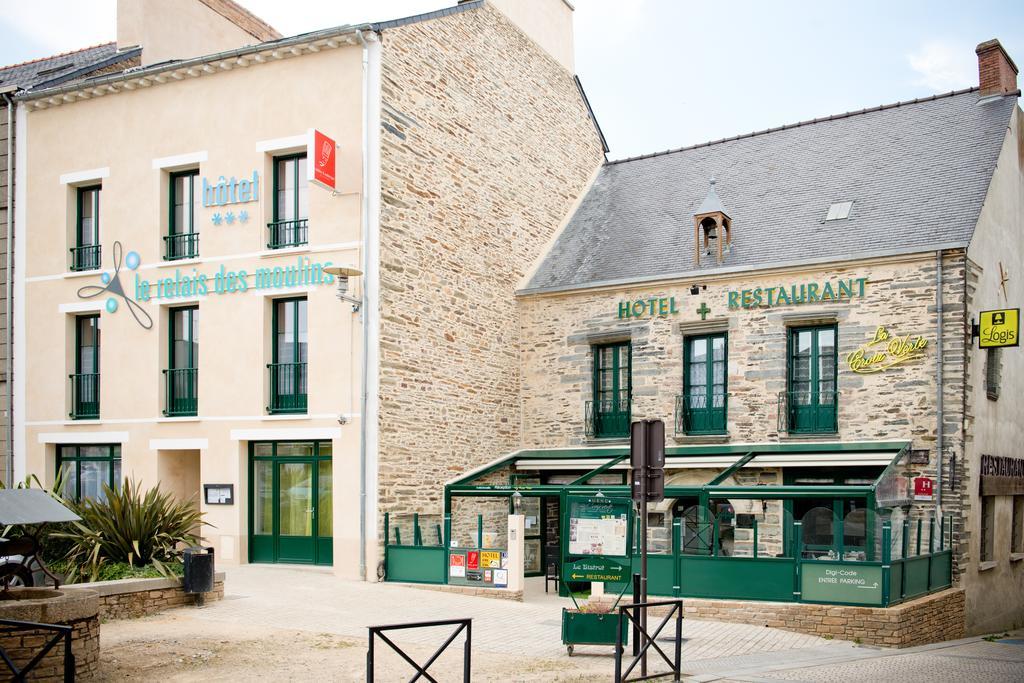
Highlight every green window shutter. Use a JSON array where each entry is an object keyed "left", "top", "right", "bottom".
[
  {"left": 70, "top": 315, "right": 100, "bottom": 419},
  {"left": 787, "top": 324, "right": 838, "bottom": 433},
  {"left": 268, "top": 154, "right": 308, "bottom": 248},
  {"left": 591, "top": 341, "right": 631, "bottom": 438},
  {"left": 166, "top": 170, "right": 199, "bottom": 260},
  {"left": 165, "top": 306, "right": 199, "bottom": 416},
  {"left": 71, "top": 186, "right": 101, "bottom": 271},
  {"left": 682, "top": 332, "right": 728, "bottom": 434},
  {"left": 269, "top": 298, "right": 308, "bottom": 413}
]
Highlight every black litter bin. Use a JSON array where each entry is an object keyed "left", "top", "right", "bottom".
[{"left": 183, "top": 546, "right": 214, "bottom": 594}]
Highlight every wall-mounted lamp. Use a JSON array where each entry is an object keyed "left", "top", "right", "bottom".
[
  {"left": 689, "top": 285, "right": 706, "bottom": 296},
  {"left": 323, "top": 265, "right": 363, "bottom": 312}
]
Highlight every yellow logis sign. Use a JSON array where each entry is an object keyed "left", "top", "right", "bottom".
[
  {"left": 979, "top": 309, "right": 1019, "bottom": 348},
  {"left": 846, "top": 326, "right": 928, "bottom": 374}
]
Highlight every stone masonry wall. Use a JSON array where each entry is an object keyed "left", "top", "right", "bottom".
[
  {"left": 0, "top": 588, "right": 100, "bottom": 681},
  {"left": 0, "top": 615, "right": 99, "bottom": 681},
  {"left": 668, "top": 587, "right": 965, "bottom": 648},
  {"left": 376, "top": 1, "right": 605, "bottom": 532},
  {"left": 520, "top": 255, "right": 964, "bottom": 451},
  {"left": 91, "top": 578, "right": 225, "bottom": 620}
]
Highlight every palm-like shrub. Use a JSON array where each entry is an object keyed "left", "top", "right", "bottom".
[{"left": 56, "top": 478, "right": 206, "bottom": 582}]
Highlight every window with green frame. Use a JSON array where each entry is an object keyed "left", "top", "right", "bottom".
[
  {"left": 682, "top": 333, "right": 727, "bottom": 434},
  {"left": 268, "top": 154, "right": 308, "bottom": 249},
  {"left": 71, "top": 185, "right": 101, "bottom": 271},
  {"left": 57, "top": 444, "right": 121, "bottom": 502},
  {"left": 70, "top": 314, "right": 100, "bottom": 420},
  {"left": 268, "top": 297, "right": 307, "bottom": 413},
  {"left": 166, "top": 170, "right": 200, "bottom": 260},
  {"left": 165, "top": 306, "right": 199, "bottom": 416},
  {"left": 787, "top": 324, "right": 838, "bottom": 433},
  {"left": 590, "top": 341, "right": 630, "bottom": 438}
]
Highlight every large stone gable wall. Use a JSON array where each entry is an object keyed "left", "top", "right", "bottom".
[
  {"left": 518, "top": 254, "right": 968, "bottom": 567},
  {"left": 376, "top": 3, "right": 605, "bottom": 523},
  {"left": 519, "top": 255, "right": 965, "bottom": 449}
]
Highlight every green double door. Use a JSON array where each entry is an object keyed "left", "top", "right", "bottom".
[{"left": 250, "top": 441, "right": 333, "bottom": 566}]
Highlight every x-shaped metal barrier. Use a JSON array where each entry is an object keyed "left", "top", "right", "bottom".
[
  {"left": 0, "top": 618, "right": 75, "bottom": 682},
  {"left": 614, "top": 600, "right": 682, "bottom": 682},
  {"left": 367, "top": 617, "right": 471, "bottom": 682}
]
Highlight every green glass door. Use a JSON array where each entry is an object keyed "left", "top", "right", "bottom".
[
  {"left": 277, "top": 460, "right": 315, "bottom": 563},
  {"left": 249, "top": 441, "right": 332, "bottom": 566}
]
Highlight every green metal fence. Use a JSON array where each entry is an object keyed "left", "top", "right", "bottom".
[{"left": 382, "top": 504, "right": 953, "bottom": 609}]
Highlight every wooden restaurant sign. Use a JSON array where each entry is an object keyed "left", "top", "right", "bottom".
[{"left": 980, "top": 455, "right": 1024, "bottom": 496}]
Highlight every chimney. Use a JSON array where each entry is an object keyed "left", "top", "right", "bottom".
[
  {"left": 118, "top": 0, "right": 282, "bottom": 67},
  {"left": 976, "top": 39, "right": 1018, "bottom": 96},
  {"left": 485, "top": 0, "right": 575, "bottom": 72}
]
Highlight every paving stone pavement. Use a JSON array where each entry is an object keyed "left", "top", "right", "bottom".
[
  {"left": 683, "top": 635, "right": 1024, "bottom": 682},
  {"left": 191, "top": 565, "right": 833, "bottom": 662},
  {"left": 162, "top": 566, "right": 1024, "bottom": 681}
]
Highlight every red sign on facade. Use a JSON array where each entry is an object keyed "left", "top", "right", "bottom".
[
  {"left": 307, "top": 128, "right": 336, "bottom": 191},
  {"left": 467, "top": 551, "right": 479, "bottom": 570},
  {"left": 913, "top": 477, "right": 934, "bottom": 501}
]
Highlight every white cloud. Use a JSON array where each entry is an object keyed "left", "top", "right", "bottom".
[
  {"left": 3, "top": 0, "right": 115, "bottom": 53},
  {"left": 907, "top": 40, "right": 975, "bottom": 92}
]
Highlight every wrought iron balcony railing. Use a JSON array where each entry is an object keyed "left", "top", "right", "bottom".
[
  {"left": 584, "top": 399, "right": 630, "bottom": 439},
  {"left": 674, "top": 393, "right": 727, "bottom": 436},
  {"left": 268, "top": 362, "right": 307, "bottom": 414},
  {"left": 69, "top": 244, "right": 102, "bottom": 272},
  {"left": 776, "top": 389, "right": 839, "bottom": 434},
  {"left": 164, "top": 232, "right": 199, "bottom": 261},
  {"left": 266, "top": 218, "right": 308, "bottom": 250},
  {"left": 69, "top": 372, "right": 100, "bottom": 420},
  {"left": 163, "top": 367, "right": 198, "bottom": 417}
]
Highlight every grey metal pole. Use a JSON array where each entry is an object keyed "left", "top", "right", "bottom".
[
  {"left": 640, "top": 437, "right": 648, "bottom": 678},
  {"left": 935, "top": 250, "right": 944, "bottom": 515},
  {"left": 2, "top": 90, "right": 14, "bottom": 489}
]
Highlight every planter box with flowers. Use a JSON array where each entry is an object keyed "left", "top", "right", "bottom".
[{"left": 561, "top": 599, "right": 629, "bottom": 655}]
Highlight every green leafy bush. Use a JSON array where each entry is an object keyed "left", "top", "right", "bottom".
[
  {"left": 49, "top": 559, "right": 184, "bottom": 583},
  {"left": 56, "top": 478, "right": 206, "bottom": 582}
]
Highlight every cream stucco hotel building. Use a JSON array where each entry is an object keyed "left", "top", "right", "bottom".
[{"left": 13, "top": 0, "right": 604, "bottom": 579}]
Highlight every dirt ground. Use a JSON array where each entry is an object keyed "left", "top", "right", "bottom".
[{"left": 100, "top": 612, "right": 620, "bottom": 682}]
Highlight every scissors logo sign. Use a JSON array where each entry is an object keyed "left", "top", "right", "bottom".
[{"left": 76, "top": 241, "right": 153, "bottom": 330}]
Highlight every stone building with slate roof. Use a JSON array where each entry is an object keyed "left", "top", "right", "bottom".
[{"left": 514, "top": 39, "right": 1023, "bottom": 633}]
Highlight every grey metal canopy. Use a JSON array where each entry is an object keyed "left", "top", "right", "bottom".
[{"left": 0, "top": 489, "right": 80, "bottom": 525}]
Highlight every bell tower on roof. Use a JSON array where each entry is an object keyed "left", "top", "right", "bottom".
[{"left": 693, "top": 178, "right": 732, "bottom": 265}]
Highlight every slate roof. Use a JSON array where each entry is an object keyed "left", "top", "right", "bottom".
[
  {"left": 525, "top": 89, "right": 1019, "bottom": 293},
  {"left": 0, "top": 43, "right": 139, "bottom": 92}
]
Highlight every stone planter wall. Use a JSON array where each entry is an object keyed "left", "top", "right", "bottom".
[
  {"left": 0, "top": 587, "right": 100, "bottom": 681},
  {"left": 646, "top": 587, "right": 966, "bottom": 648},
  {"left": 66, "top": 572, "right": 225, "bottom": 620}
]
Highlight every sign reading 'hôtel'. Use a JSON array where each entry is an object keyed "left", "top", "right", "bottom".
[{"left": 617, "top": 278, "right": 869, "bottom": 319}]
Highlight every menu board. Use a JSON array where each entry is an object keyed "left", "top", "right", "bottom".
[{"left": 567, "top": 496, "right": 631, "bottom": 557}]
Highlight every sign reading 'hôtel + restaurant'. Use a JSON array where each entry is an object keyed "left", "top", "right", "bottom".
[{"left": 617, "top": 278, "right": 868, "bottom": 319}]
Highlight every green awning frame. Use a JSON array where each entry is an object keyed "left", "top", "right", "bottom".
[{"left": 445, "top": 441, "right": 912, "bottom": 506}]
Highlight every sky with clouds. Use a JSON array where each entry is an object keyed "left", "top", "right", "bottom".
[{"left": 1, "top": 0, "right": 1022, "bottom": 159}]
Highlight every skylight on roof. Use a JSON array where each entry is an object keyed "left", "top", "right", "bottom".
[
  {"left": 37, "top": 63, "right": 74, "bottom": 76},
  {"left": 825, "top": 201, "right": 853, "bottom": 221}
]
